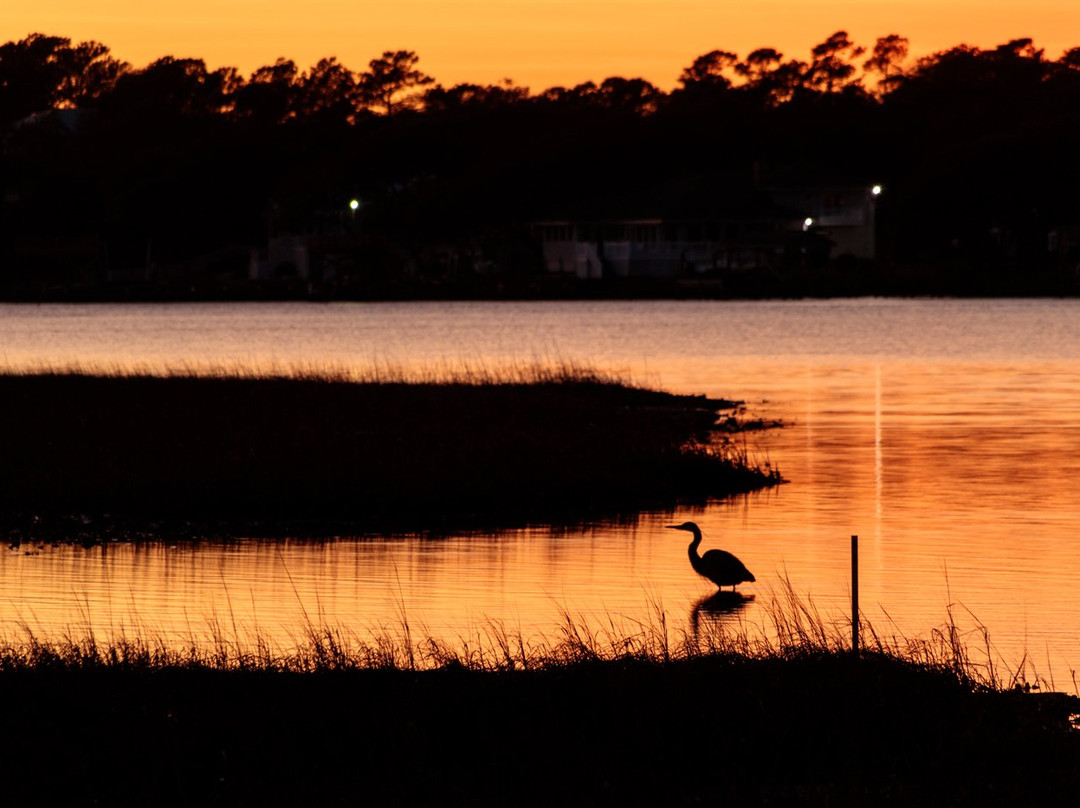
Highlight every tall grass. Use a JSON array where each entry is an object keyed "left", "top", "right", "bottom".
[
  {"left": 0, "top": 578, "right": 1058, "bottom": 695},
  {"left": 5, "top": 357, "right": 668, "bottom": 388},
  {"left": 7, "top": 577, "right": 1078, "bottom": 807}
]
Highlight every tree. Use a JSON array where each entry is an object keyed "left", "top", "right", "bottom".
[
  {"left": 423, "top": 80, "right": 528, "bottom": 112},
  {"left": 0, "top": 34, "right": 127, "bottom": 123},
  {"left": 54, "top": 39, "right": 128, "bottom": 106},
  {"left": 735, "top": 48, "right": 783, "bottom": 84},
  {"left": 678, "top": 49, "right": 739, "bottom": 88},
  {"left": 234, "top": 58, "right": 300, "bottom": 124},
  {"left": 104, "top": 56, "right": 237, "bottom": 118},
  {"left": 295, "top": 57, "right": 357, "bottom": 121},
  {"left": 993, "top": 38, "right": 1043, "bottom": 62},
  {"left": 807, "top": 31, "right": 865, "bottom": 94},
  {"left": 767, "top": 59, "right": 810, "bottom": 104},
  {"left": 903, "top": 40, "right": 1051, "bottom": 108},
  {"left": 548, "top": 81, "right": 597, "bottom": 102},
  {"left": 358, "top": 50, "right": 434, "bottom": 116},
  {"left": 734, "top": 48, "right": 785, "bottom": 102},
  {"left": 0, "top": 33, "right": 72, "bottom": 122},
  {"left": 863, "top": 34, "right": 909, "bottom": 95},
  {"left": 595, "top": 76, "right": 662, "bottom": 115}
]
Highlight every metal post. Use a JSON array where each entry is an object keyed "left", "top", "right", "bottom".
[{"left": 851, "top": 534, "right": 860, "bottom": 655}]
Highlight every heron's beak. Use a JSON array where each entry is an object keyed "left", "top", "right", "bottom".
[{"left": 665, "top": 525, "right": 682, "bottom": 530}]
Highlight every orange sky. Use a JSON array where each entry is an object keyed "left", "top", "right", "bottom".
[{"left": 6, "top": 1, "right": 1080, "bottom": 90}]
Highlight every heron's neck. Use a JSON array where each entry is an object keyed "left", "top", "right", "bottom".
[{"left": 687, "top": 532, "right": 702, "bottom": 560}]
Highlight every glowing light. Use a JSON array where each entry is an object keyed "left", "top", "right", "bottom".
[
  {"left": 871, "top": 185, "right": 883, "bottom": 196},
  {"left": 803, "top": 217, "right": 814, "bottom": 231},
  {"left": 349, "top": 199, "right": 360, "bottom": 211}
]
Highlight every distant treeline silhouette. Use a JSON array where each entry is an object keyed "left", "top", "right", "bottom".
[{"left": 2, "top": 32, "right": 1079, "bottom": 298}]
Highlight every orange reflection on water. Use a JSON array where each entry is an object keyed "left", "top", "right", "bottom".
[
  {"left": 2, "top": 300, "right": 1080, "bottom": 682},
  {"left": 2, "top": 526, "right": 713, "bottom": 655}
]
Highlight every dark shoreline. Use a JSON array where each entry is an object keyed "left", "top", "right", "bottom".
[
  {"left": 3, "top": 651, "right": 1078, "bottom": 806},
  {"left": 3, "top": 263, "right": 1078, "bottom": 304},
  {"left": 3, "top": 574, "right": 1077, "bottom": 804},
  {"left": 0, "top": 369, "right": 781, "bottom": 541}
]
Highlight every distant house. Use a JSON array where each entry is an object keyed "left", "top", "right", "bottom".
[
  {"left": 249, "top": 234, "right": 311, "bottom": 281},
  {"left": 771, "top": 185, "right": 881, "bottom": 261},
  {"left": 532, "top": 216, "right": 803, "bottom": 280},
  {"left": 532, "top": 185, "right": 880, "bottom": 280},
  {"left": 10, "top": 107, "right": 90, "bottom": 136}
]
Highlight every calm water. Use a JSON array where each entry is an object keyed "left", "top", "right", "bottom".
[{"left": 2, "top": 299, "right": 1079, "bottom": 681}]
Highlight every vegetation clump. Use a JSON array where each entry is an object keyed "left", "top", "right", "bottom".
[{"left": 0, "top": 367, "right": 781, "bottom": 539}]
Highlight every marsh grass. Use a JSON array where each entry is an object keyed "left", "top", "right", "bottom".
[
  {"left": 0, "top": 364, "right": 780, "bottom": 538},
  {"left": 0, "top": 577, "right": 1061, "bottom": 694},
  {"left": 3, "top": 579, "right": 1078, "bottom": 805},
  {"left": 8, "top": 356, "right": 641, "bottom": 385}
]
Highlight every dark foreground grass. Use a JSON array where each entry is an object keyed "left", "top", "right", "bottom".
[
  {"left": 0, "top": 367, "right": 780, "bottom": 539},
  {"left": 2, "top": 590, "right": 1078, "bottom": 806},
  {"left": 6, "top": 652, "right": 1079, "bottom": 806}
]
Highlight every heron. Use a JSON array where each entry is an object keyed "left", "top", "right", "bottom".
[{"left": 667, "top": 521, "right": 755, "bottom": 591}]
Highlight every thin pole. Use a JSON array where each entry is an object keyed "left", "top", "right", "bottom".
[{"left": 851, "top": 534, "right": 860, "bottom": 655}]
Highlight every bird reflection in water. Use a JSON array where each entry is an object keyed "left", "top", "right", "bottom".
[{"left": 690, "top": 590, "right": 754, "bottom": 640}]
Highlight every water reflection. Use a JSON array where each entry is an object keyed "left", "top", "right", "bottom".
[
  {"left": 2, "top": 299, "right": 1080, "bottom": 679},
  {"left": 690, "top": 592, "right": 754, "bottom": 640}
]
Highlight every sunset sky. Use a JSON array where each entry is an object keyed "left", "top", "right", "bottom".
[{"left": 5, "top": 1, "right": 1080, "bottom": 90}]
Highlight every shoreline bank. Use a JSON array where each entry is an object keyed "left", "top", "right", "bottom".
[
  {"left": 0, "top": 369, "right": 781, "bottom": 540},
  {"left": 2, "top": 626, "right": 1076, "bottom": 805}
]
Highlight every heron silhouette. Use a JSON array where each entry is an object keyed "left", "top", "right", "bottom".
[{"left": 667, "top": 521, "right": 755, "bottom": 591}]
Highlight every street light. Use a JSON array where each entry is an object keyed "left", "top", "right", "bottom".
[{"left": 868, "top": 186, "right": 882, "bottom": 259}]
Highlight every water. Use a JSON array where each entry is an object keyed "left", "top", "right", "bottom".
[{"left": 2, "top": 299, "right": 1080, "bottom": 681}]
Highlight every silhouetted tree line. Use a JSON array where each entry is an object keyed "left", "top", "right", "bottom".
[{"left": 2, "top": 31, "right": 1079, "bottom": 298}]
